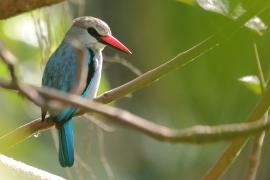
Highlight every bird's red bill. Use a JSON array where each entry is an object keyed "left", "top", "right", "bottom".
[{"left": 100, "top": 35, "right": 132, "bottom": 54}]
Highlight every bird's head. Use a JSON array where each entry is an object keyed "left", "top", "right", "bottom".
[{"left": 65, "top": 16, "right": 131, "bottom": 54}]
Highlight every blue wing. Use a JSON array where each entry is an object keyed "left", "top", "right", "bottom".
[
  {"left": 42, "top": 42, "right": 80, "bottom": 122},
  {"left": 41, "top": 42, "right": 93, "bottom": 167},
  {"left": 42, "top": 42, "right": 94, "bottom": 121},
  {"left": 42, "top": 42, "right": 78, "bottom": 93}
]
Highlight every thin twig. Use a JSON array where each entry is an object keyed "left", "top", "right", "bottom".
[
  {"left": 65, "top": 169, "right": 73, "bottom": 180},
  {"left": 44, "top": 8, "right": 53, "bottom": 63},
  {"left": 75, "top": 154, "right": 97, "bottom": 180},
  {"left": 0, "top": 42, "right": 46, "bottom": 106},
  {"left": 203, "top": 2, "right": 270, "bottom": 179},
  {"left": 254, "top": 43, "right": 266, "bottom": 90},
  {"left": 203, "top": 43, "right": 270, "bottom": 180},
  {"left": 73, "top": 160, "right": 84, "bottom": 180},
  {"left": 103, "top": 55, "right": 142, "bottom": 76},
  {"left": 84, "top": 115, "right": 115, "bottom": 179},
  {"left": 94, "top": 36, "right": 217, "bottom": 105},
  {"left": 97, "top": 129, "right": 115, "bottom": 180},
  {"left": 0, "top": 41, "right": 17, "bottom": 82},
  {"left": 84, "top": 115, "right": 115, "bottom": 132},
  {"left": 31, "top": 12, "right": 46, "bottom": 64},
  {"left": 246, "top": 113, "right": 268, "bottom": 180},
  {"left": 245, "top": 43, "right": 267, "bottom": 180},
  {"left": 203, "top": 78, "right": 270, "bottom": 180}
]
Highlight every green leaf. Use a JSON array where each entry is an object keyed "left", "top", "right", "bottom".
[
  {"left": 238, "top": 75, "right": 262, "bottom": 95},
  {"left": 177, "top": 0, "right": 268, "bottom": 36},
  {"left": 245, "top": 16, "right": 268, "bottom": 36},
  {"left": 177, "top": 0, "right": 195, "bottom": 6},
  {"left": 197, "top": 0, "right": 230, "bottom": 17},
  {"left": 178, "top": 0, "right": 246, "bottom": 19}
]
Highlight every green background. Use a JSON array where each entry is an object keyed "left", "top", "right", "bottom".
[{"left": 0, "top": 0, "right": 270, "bottom": 179}]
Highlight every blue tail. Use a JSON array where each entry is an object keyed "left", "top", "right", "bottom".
[{"left": 58, "top": 120, "right": 74, "bottom": 167}]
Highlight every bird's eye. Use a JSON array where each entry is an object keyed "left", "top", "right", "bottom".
[{"left": 87, "top": 27, "right": 100, "bottom": 38}]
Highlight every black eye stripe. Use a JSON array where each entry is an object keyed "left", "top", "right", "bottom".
[{"left": 87, "top": 27, "right": 100, "bottom": 39}]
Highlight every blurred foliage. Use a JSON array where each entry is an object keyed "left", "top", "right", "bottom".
[
  {"left": 238, "top": 75, "right": 261, "bottom": 95},
  {"left": 178, "top": 0, "right": 246, "bottom": 19},
  {"left": 0, "top": 0, "right": 270, "bottom": 180}
]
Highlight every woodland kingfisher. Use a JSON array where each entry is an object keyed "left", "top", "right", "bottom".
[{"left": 41, "top": 16, "right": 131, "bottom": 167}]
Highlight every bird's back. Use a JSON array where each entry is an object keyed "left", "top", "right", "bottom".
[{"left": 42, "top": 42, "right": 79, "bottom": 92}]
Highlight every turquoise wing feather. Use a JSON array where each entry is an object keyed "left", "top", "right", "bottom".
[{"left": 42, "top": 42, "right": 91, "bottom": 167}]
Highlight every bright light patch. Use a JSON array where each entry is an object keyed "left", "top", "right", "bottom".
[
  {"left": 238, "top": 75, "right": 259, "bottom": 84},
  {"left": 3, "top": 16, "right": 48, "bottom": 47},
  {"left": 19, "top": 61, "right": 42, "bottom": 86},
  {"left": 245, "top": 16, "right": 268, "bottom": 36},
  {"left": 238, "top": 75, "right": 261, "bottom": 95}
]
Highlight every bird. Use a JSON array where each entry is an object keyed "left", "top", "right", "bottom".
[{"left": 41, "top": 16, "right": 131, "bottom": 167}]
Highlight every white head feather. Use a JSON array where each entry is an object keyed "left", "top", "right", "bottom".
[{"left": 64, "top": 16, "right": 111, "bottom": 52}]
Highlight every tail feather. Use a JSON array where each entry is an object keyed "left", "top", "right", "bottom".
[{"left": 58, "top": 120, "right": 74, "bottom": 167}]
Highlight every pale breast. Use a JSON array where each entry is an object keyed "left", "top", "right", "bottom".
[{"left": 85, "top": 51, "right": 103, "bottom": 99}]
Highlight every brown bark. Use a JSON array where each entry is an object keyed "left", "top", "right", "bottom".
[{"left": 0, "top": 0, "right": 64, "bottom": 19}]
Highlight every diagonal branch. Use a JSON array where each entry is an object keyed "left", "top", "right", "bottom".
[
  {"left": 0, "top": 42, "right": 17, "bottom": 83},
  {"left": 0, "top": 2, "right": 269, "bottom": 174},
  {"left": 1, "top": 81, "right": 270, "bottom": 153},
  {"left": 203, "top": 1, "right": 270, "bottom": 179},
  {"left": 0, "top": 0, "right": 65, "bottom": 19},
  {"left": 0, "top": 42, "right": 46, "bottom": 107},
  {"left": 89, "top": 1, "right": 270, "bottom": 106},
  {"left": 245, "top": 42, "right": 268, "bottom": 180},
  {"left": 94, "top": 36, "right": 217, "bottom": 104},
  {"left": 103, "top": 55, "right": 142, "bottom": 76},
  {"left": 0, "top": 26, "right": 268, "bottom": 155},
  {"left": 0, "top": 154, "right": 64, "bottom": 180},
  {"left": 203, "top": 46, "right": 270, "bottom": 180}
]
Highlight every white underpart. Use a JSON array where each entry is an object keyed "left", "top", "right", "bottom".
[
  {"left": 64, "top": 25, "right": 105, "bottom": 99},
  {"left": 87, "top": 50, "right": 103, "bottom": 98}
]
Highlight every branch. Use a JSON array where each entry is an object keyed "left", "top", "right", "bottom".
[
  {"left": 0, "top": 24, "right": 265, "bottom": 154},
  {"left": 2, "top": 83, "right": 270, "bottom": 152},
  {"left": 203, "top": 46, "right": 270, "bottom": 180},
  {"left": 103, "top": 55, "right": 142, "bottom": 76},
  {"left": 246, "top": 121, "right": 266, "bottom": 180},
  {"left": 202, "top": 2, "right": 270, "bottom": 178},
  {"left": 0, "top": 2, "right": 269, "bottom": 174},
  {"left": 84, "top": 115, "right": 115, "bottom": 132},
  {"left": 0, "top": 42, "right": 46, "bottom": 107},
  {"left": 0, "top": 118, "right": 53, "bottom": 151},
  {"left": 245, "top": 43, "right": 267, "bottom": 180},
  {"left": 0, "top": 154, "right": 64, "bottom": 180},
  {"left": 0, "top": 42, "right": 17, "bottom": 82},
  {"left": 94, "top": 36, "right": 217, "bottom": 104},
  {"left": 90, "top": 1, "right": 269, "bottom": 106},
  {"left": 69, "top": 40, "right": 88, "bottom": 94},
  {"left": 0, "top": 0, "right": 65, "bottom": 19}
]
